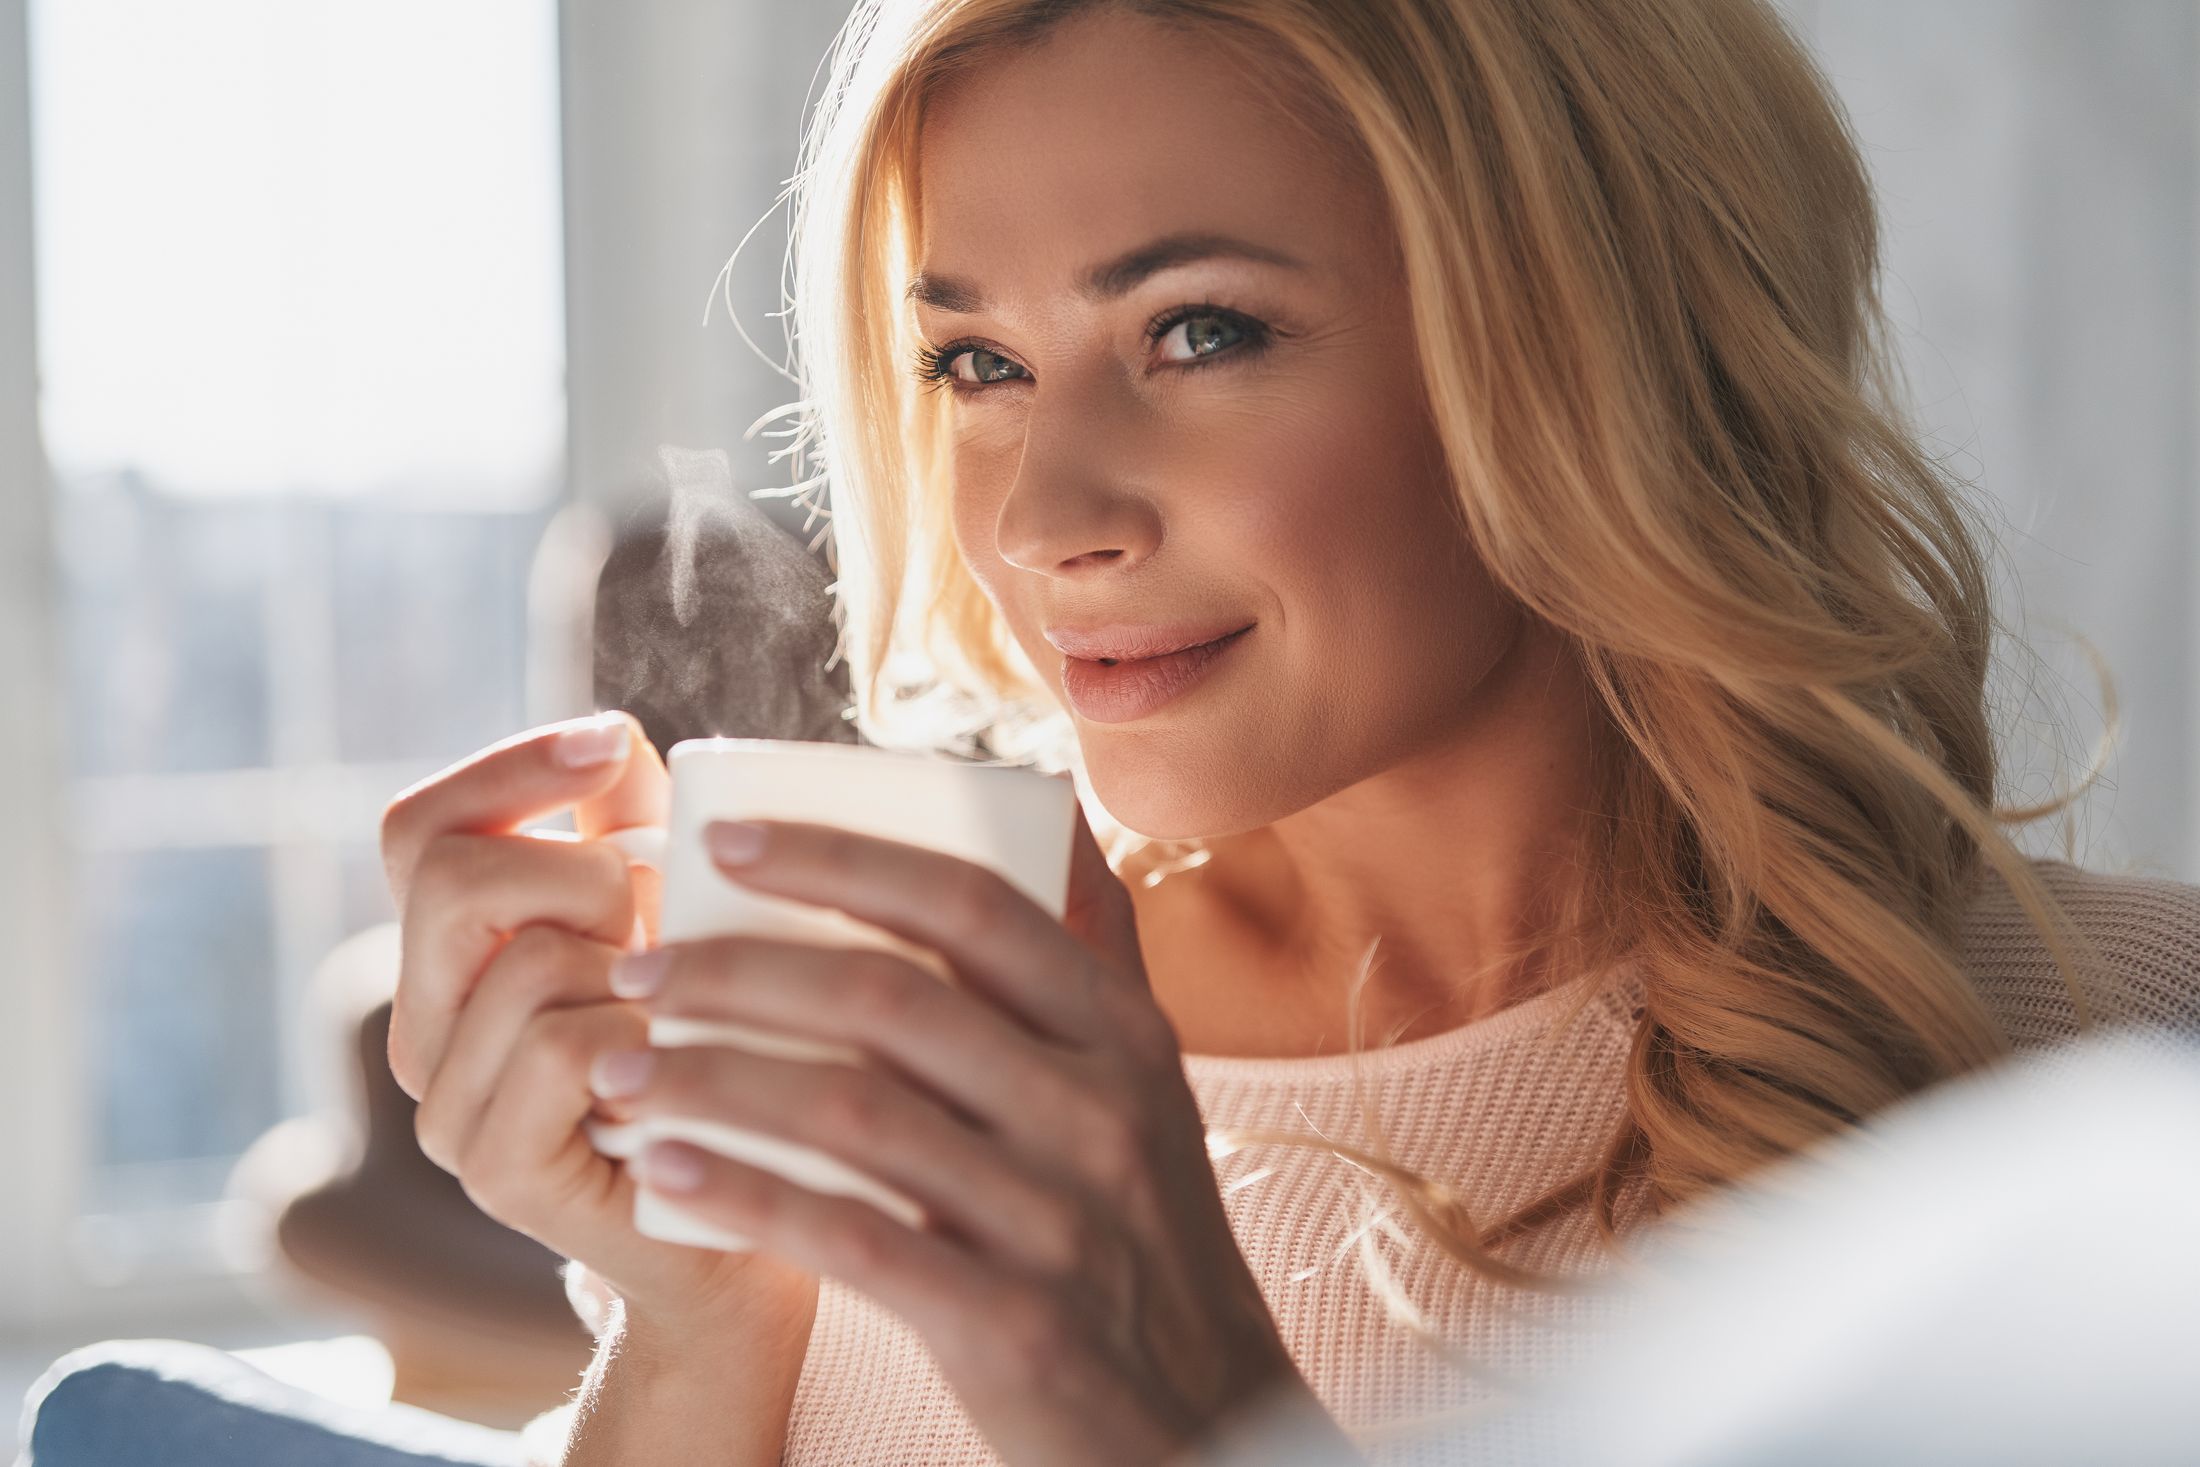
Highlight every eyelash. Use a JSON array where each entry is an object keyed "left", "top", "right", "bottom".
[{"left": 911, "top": 302, "right": 1273, "bottom": 395}]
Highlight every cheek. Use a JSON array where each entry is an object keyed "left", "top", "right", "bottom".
[
  {"left": 947, "top": 439, "right": 1021, "bottom": 592},
  {"left": 1193, "top": 398, "right": 1478, "bottom": 633},
  {"left": 1218, "top": 415, "right": 1515, "bottom": 755}
]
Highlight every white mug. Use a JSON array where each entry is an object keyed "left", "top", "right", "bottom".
[{"left": 583, "top": 737, "right": 1079, "bottom": 1251}]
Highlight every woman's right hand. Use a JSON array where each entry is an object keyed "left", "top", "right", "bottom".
[{"left": 378, "top": 710, "right": 821, "bottom": 1345}]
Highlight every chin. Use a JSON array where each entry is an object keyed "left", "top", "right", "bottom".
[
  {"left": 1071, "top": 740, "right": 1201, "bottom": 842},
  {"left": 1076, "top": 739, "right": 1289, "bottom": 845},
  {"left": 1096, "top": 801, "right": 1214, "bottom": 845}
]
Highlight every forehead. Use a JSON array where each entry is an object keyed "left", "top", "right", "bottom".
[{"left": 911, "top": 9, "right": 1374, "bottom": 297}]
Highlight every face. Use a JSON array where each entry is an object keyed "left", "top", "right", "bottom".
[{"left": 913, "top": 6, "right": 1525, "bottom": 841}]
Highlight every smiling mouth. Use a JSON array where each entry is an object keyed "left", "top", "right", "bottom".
[
  {"left": 1092, "top": 627, "right": 1250, "bottom": 666},
  {"left": 1059, "top": 624, "right": 1255, "bottom": 724}
]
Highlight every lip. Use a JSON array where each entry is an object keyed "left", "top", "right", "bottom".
[
  {"left": 1043, "top": 621, "right": 1256, "bottom": 662},
  {"left": 1059, "top": 624, "right": 1254, "bottom": 724}
]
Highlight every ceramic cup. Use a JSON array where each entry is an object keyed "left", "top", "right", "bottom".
[{"left": 583, "top": 737, "right": 1078, "bottom": 1251}]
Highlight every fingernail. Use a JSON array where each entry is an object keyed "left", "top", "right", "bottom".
[
  {"left": 635, "top": 1141, "right": 704, "bottom": 1193},
  {"left": 588, "top": 1048, "right": 654, "bottom": 1099},
  {"left": 611, "top": 948, "right": 669, "bottom": 999},
  {"left": 625, "top": 914, "right": 648, "bottom": 955},
  {"left": 552, "top": 716, "right": 628, "bottom": 770},
  {"left": 706, "top": 820, "right": 766, "bottom": 865}
]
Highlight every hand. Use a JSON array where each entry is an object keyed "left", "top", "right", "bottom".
[
  {"left": 377, "top": 712, "right": 820, "bottom": 1345},
  {"left": 592, "top": 801, "right": 1358, "bottom": 1465}
]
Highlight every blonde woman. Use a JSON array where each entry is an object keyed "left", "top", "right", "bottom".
[
  {"left": 36, "top": 2, "right": 2191, "bottom": 1465},
  {"left": 410, "top": 0, "right": 2198, "bottom": 1463}
]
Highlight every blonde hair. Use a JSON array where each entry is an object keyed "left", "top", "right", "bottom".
[{"left": 761, "top": 0, "right": 2113, "bottom": 1296}]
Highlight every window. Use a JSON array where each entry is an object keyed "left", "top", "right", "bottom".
[{"left": 26, "top": 0, "right": 565, "bottom": 1282}]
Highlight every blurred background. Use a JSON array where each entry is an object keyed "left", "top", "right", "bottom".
[{"left": 0, "top": 0, "right": 2192, "bottom": 1455}]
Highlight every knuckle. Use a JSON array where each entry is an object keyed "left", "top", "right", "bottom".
[
  {"left": 846, "top": 956, "right": 922, "bottom": 1027},
  {"left": 404, "top": 833, "right": 487, "bottom": 919},
  {"left": 452, "top": 1135, "right": 521, "bottom": 1218},
  {"left": 829, "top": 1207, "right": 895, "bottom": 1276},
  {"left": 817, "top": 1075, "right": 888, "bottom": 1145},
  {"left": 386, "top": 1025, "right": 424, "bottom": 1101},
  {"left": 487, "top": 924, "right": 587, "bottom": 1006},
  {"left": 649, "top": 1049, "right": 708, "bottom": 1112},
  {"left": 735, "top": 1171, "right": 788, "bottom": 1232},
  {"left": 411, "top": 1101, "right": 455, "bottom": 1174},
  {"left": 377, "top": 796, "right": 416, "bottom": 877},
  {"left": 1074, "top": 1099, "right": 1147, "bottom": 1193},
  {"left": 1032, "top": 1195, "right": 1096, "bottom": 1277},
  {"left": 998, "top": 1289, "right": 1072, "bottom": 1381},
  {"left": 941, "top": 862, "right": 1008, "bottom": 937},
  {"left": 406, "top": 831, "right": 465, "bottom": 890},
  {"left": 576, "top": 837, "right": 634, "bottom": 907},
  {"left": 379, "top": 784, "right": 445, "bottom": 878},
  {"left": 815, "top": 827, "right": 861, "bottom": 880},
  {"left": 520, "top": 1007, "right": 598, "bottom": 1083},
  {"left": 378, "top": 786, "right": 414, "bottom": 840},
  {"left": 497, "top": 918, "right": 564, "bottom": 967}
]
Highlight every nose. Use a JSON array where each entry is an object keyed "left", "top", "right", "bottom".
[{"left": 993, "top": 402, "right": 1164, "bottom": 578}]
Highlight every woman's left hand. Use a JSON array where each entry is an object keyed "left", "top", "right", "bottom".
[{"left": 587, "top": 803, "right": 1357, "bottom": 1466}]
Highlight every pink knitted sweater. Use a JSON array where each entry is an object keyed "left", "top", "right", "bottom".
[
  {"left": 521, "top": 859, "right": 2200, "bottom": 1463},
  {"left": 769, "top": 859, "right": 2200, "bottom": 1465}
]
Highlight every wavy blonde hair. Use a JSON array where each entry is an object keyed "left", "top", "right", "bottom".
[{"left": 757, "top": 0, "right": 2113, "bottom": 1296}]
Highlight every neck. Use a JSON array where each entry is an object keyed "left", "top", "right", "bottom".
[{"left": 1134, "top": 620, "right": 1608, "bottom": 1059}]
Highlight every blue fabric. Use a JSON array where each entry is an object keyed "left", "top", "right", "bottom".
[{"left": 19, "top": 1339, "right": 531, "bottom": 1467}]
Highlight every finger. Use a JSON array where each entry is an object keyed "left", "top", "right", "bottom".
[
  {"left": 413, "top": 923, "right": 628, "bottom": 1174},
  {"left": 613, "top": 1043, "right": 1081, "bottom": 1274},
  {"left": 629, "top": 1139, "right": 1024, "bottom": 1356},
  {"left": 702, "top": 821, "right": 1114, "bottom": 1047},
  {"left": 625, "top": 863, "right": 665, "bottom": 951},
  {"left": 573, "top": 716, "right": 667, "bottom": 946},
  {"left": 1062, "top": 799, "right": 1144, "bottom": 973},
  {"left": 573, "top": 714, "right": 669, "bottom": 842},
  {"left": 460, "top": 1002, "right": 651, "bottom": 1238},
  {"left": 381, "top": 711, "right": 637, "bottom": 906},
  {"left": 621, "top": 935, "right": 1089, "bottom": 1145},
  {"left": 392, "top": 832, "right": 634, "bottom": 1097}
]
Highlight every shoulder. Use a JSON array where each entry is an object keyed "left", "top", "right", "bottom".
[{"left": 1959, "top": 857, "right": 2200, "bottom": 1051}]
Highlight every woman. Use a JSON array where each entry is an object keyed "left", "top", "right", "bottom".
[
  {"left": 29, "top": 1, "right": 2194, "bottom": 1464},
  {"left": 397, "top": 0, "right": 2200, "bottom": 1462}
]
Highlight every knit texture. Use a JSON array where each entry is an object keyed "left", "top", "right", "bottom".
[{"left": 774, "top": 857, "right": 2200, "bottom": 1465}]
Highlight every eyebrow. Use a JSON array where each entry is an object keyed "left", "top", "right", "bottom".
[{"left": 906, "top": 231, "right": 1308, "bottom": 313}]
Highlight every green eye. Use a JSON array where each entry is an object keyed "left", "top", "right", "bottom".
[
  {"left": 914, "top": 340, "right": 1030, "bottom": 390},
  {"left": 1157, "top": 311, "right": 1246, "bottom": 362},
  {"left": 954, "top": 346, "right": 1027, "bottom": 383}
]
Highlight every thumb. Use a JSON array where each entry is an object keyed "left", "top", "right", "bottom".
[
  {"left": 574, "top": 710, "right": 669, "bottom": 947},
  {"left": 572, "top": 710, "right": 667, "bottom": 840},
  {"left": 1061, "top": 795, "right": 1143, "bottom": 973}
]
